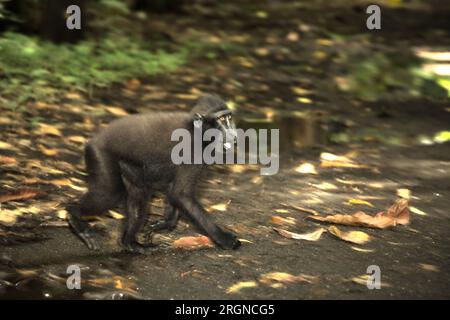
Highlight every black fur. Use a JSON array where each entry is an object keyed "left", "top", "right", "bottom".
[{"left": 68, "top": 94, "right": 240, "bottom": 253}]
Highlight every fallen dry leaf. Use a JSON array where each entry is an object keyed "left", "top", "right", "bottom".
[
  {"left": 418, "top": 263, "right": 439, "bottom": 272},
  {"left": 38, "top": 145, "right": 59, "bottom": 156},
  {"left": 67, "top": 135, "right": 86, "bottom": 144},
  {"left": 351, "top": 274, "right": 370, "bottom": 286},
  {"left": 106, "top": 106, "right": 128, "bottom": 116},
  {"left": 108, "top": 210, "right": 124, "bottom": 220},
  {"left": 24, "top": 178, "right": 73, "bottom": 188},
  {"left": 347, "top": 198, "right": 374, "bottom": 207},
  {"left": 226, "top": 281, "right": 258, "bottom": 294},
  {"left": 295, "top": 162, "right": 318, "bottom": 175},
  {"left": 0, "top": 189, "right": 42, "bottom": 203},
  {"left": 0, "top": 209, "right": 20, "bottom": 225},
  {"left": 410, "top": 206, "right": 427, "bottom": 216},
  {"left": 320, "top": 152, "right": 366, "bottom": 169},
  {"left": 208, "top": 202, "right": 229, "bottom": 212},
  {"left": 273, "top": 227, "right": 326, "bottom": 241},
  {"left": 397, "top": 188, "right": 411, "bottom": 200},
  {"left": 271, "top": 216, "right": 296, "bottom": 226},
  {"left": 281, "top": 203, "right": 320, "bottom": 215},
  {"left": 309, "top": 198, "right": 409, "bottom": 229},
  {"left": 126, "top": 79, "right": 141, "bottom": 91},
  {"left": 328, "top": 226, "right": 370, "bottom": 245},
  {"left": 259, "top": 272, "right": 317, "bottom": 286},
  {"left": 0, "top": 155, "right": 17, "bottom": 165},
  {"left": 350, "top": 246, "right": 375, "bottom": 253},
  {"left": 35, "top": 123, "right": 62, "bottom": 137},
  {"left": 172, "top": 235, "right": 215, "bottom": 250}
]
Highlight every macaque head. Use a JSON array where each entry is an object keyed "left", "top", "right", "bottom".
[{"left": 192, "top": 94, "right": 238, "bottom": 150}]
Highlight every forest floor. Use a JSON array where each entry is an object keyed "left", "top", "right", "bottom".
[{"left": 1, "top": 0, "right": 450, "bottom": 299}]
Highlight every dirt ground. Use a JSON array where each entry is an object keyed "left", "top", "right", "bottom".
[{"left": 1, "top": 0, "right": 450, "bottom": 299}]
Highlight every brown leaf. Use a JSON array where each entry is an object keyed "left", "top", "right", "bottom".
[
  {"left": 273, "top": 227, "right": 326, "bottom": 241},
  {"left": 271, "top": 215, "right": 296, "bottom": 225},
  {"left": 126, "top": 79, "right": 141, "bottom": 91},
  {"left": 0, "top": 155, "right": 17, "bottom": 165},
  {"left": 309, "top": 198, "right": 409, "bottom": 229},
  {"left": 328, "top": 226, "right": 370, "bottom": 245},
  {"left": 172, "top": 235, "right": 215, "bottom": 250},
  {"left": 0, "top": 189, "right": 42, "bottom": 203}
]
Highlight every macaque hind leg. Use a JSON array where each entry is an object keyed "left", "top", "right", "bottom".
[
  {"left": 68, "top": 191, "right": 120, "bottom": 250},
  {"left": 121, "top": 178, "right": 154, "bottom": 253},
  {"left": 68, "top": 144, "right": 124, "bottom": 250}
]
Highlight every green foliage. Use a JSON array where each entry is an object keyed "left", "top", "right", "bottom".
[
  {"left": 338, "top": 50, "right": 448, "bottom": 101},
  {"left": 0, "top": 32, "right": 188, "bottom": 109}
]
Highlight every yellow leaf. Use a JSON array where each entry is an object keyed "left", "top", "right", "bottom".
[
  {"left": 328, "top": 226, "right": 370, "bottom": 245},
  {"left": 296, "top": 97, "right": 313, "bottom": 104},
  {"left": 57, "top": 210, "right": 68, "bottom": 220},
  {"left": 209, "top": 202, "right": 228, "bottom": 212},
  {"left": 295, "top": 162, "right": 318, "bottom": 174},
  {"left": 260, "top": 272, "right": 317, "bottom": 285},
  {"left": 410, "top": 206, "right": 427, "bottom": 216},
  {"left": 35, "top": 123, "right": 62, "bottom": 137},
  {"left": 351, "top": 274, "right": 370, "bottom": 285},
  {"left": 108, "top": 210, "right": 125, "bottom": 220},
  {"left": 226, "top": 281, "right": 258, "bottom": 294},
  {"left": 68, "top": 135, "right": 86, "bottom": 144},
  {"left": 106, "top": 106, "right": 128, "bottom": 116},
  {"left": 38, "top": 145, "right": 59, "bottom": 156},
  {"left": 350, "top": 246, "right": 375, "bottom": 253},
  {"left": 397, "top": 188, "right": 411, "bottom": 200},
  {"left": 347, "top": 199, "right": 374, "bottom": 207},
  {"left": 0, "top": 209, "right": 20, "bottom": 225}
]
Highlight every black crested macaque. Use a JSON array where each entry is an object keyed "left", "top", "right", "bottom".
[{"left": 68, "top": 94, "right": 241, "bottom": 253}]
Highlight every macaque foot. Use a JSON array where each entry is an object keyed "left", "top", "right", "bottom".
[
  {"left": 121, "top": 241, "right": 158, "bottom": 254},
  {"left": 147, "top": 220, "right": 177, "bottom": 232},
  {"left": 216, "top": 231, "right": 241, "bottom": 250},
  {"left": 69, "top": 216, "right": 100, "bottom": 250}
]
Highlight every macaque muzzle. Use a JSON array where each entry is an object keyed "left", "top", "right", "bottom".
[{"left": 213, "top": 109, "right": 237, "bottom": 150}]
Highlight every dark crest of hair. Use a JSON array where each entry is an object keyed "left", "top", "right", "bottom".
[{"left": 191, "top": 94, "right": 228, "bottom": 118}]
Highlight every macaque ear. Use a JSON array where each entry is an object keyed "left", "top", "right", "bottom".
[{"left": 193, "top": 113, "right": 203, "bottom": 128}]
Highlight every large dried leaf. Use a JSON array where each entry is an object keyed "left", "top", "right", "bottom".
[
  {"left": 0, "top": 189, "right": 42, "bottom": 203},
  {"left": 273, "top": 227, "right": 326, "bottom": 241},
  {"left": 309, "top": 198, "right": 409, "bottom": 229},
  {"left": 328, "top": 226, "right": 370, "bottom": 245},
  {"left": 172, "top": 235, "right": 214, "bottom": 250}
]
